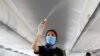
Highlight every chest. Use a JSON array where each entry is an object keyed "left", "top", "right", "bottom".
[{"left": 40, "top": 49, "right": 58, "bottom": 56}]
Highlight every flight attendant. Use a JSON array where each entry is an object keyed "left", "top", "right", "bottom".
[{"left": 32, "top": 19, "right": 64, "bottom": 56}]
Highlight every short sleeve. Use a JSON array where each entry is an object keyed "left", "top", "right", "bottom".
[{"left": 34, "top": 46, "right": 44, "bottom": 54}]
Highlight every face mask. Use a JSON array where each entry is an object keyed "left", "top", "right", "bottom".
[{"left": 46, "top": 36, "right": 56, "bottom": 45}]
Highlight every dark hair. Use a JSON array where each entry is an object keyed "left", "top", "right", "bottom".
[
  {"left": 45, "top": 29, "right": 58, "bottom": 40},
  {"left": 86, "top": 52, "right": 91, "bottom": 56}
]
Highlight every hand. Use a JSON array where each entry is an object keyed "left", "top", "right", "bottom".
[{"left": 37, "top": 19, "right": 47, "bottom": 35}]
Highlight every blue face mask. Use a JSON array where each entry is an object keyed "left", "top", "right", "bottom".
[{"left": 46, "top": 36, "right": 56, "bottom": 45}]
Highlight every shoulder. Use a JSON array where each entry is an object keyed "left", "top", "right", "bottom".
[
  {"left": 38, "top": 46, "right": 45, "bottom": 50},
  {"left": 55, "top": 47, "right": 64, "bottom": 53},
  {"left": 55, "top": 47, "right": 64, "bottom": 56},
  {"left": 39, "top": 46, "right": 44, "bottom": 48},
  {"left": 56, "top": 47, "right": 63, "bottom": 51}
]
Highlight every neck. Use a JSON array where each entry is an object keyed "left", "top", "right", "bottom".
[{"left": 45, "top": 43, "right": 56, "bottom": 49}]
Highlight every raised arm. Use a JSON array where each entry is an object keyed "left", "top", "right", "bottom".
[{"left": 32, "top": 19, "right": 47, "bottom": 52}]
